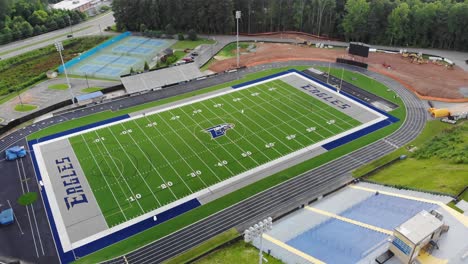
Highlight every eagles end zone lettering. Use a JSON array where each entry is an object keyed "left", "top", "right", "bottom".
[{"left": 56, "top": 157, "right": 89, "bottom": 210}]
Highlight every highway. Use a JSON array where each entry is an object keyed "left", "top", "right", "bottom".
[{"left": 0, "top": 12, "right": 115, "bottom": 60}]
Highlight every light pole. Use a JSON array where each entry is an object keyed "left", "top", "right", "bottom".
[
  {"left": 235, "top": 10, "right": 241, "bottom": 68},
  {"left": 55, "top": 41, "right": 75, "bottom": 106},
  {"left": 244, "top": 217, "right": 273, "bottom": 264}
]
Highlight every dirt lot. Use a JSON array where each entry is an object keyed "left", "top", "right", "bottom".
[{"left": 209, "top": 42, "right": 468, "bottom": 101}]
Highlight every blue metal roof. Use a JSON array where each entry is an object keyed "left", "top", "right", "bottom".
[{"left": 76, "top": 91, "right": 104, "bottom": 102}]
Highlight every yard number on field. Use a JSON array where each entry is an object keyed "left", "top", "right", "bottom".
[
  {"left": 306, "top": 127, "right": 316, "bottom": 132},
  {"left": 146, "top": 122, "right": 157, "bottom": 127},
  {"left": 188, "top": 170, "right": 202, "bottom": 177},
  {"left": 160, "top": 181, "right": 173, "bottom": 189},
  {"left": 241, "top": 151, "right": 252, "bottom": 157},
  {"left": 170, "top": 115, "right": 180, "bottom": 120},
  {"left": 286, "top": 134, "right": 296, "bottom": 140},
  {"left": 120, "top": 129, "right": 133, "bottom": 135},
  {"left": 127, "top": 193, "right": 142, "bottom": 202},
  {"left": 215, "top": 160, "right": 228, "bottom": 167},
  {"left": 265, "top": 142, "right": 275, "bottom": 148},
  {"left": 94, "top": 137, "right": 105, "bottom": 143},
  {"left": 213, "top": 103, "right": 223, "bottom": 108}
]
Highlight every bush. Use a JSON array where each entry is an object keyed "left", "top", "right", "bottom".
[{"left": 178, "top": 33, "right": 185, "bottom": 41}]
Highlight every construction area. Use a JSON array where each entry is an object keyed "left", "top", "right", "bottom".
[{"left": 208, "top": 41, "right": 468, "bottom": 101}]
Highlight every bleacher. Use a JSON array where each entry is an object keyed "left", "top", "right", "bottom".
[
  {"left": 287, "top": 218, "right": 388, "bottom": 264},
  {"left": 121, "top": 63, "right": 204, "bottom": 94},
  {"left": 339, "top": 194, "right": 437, "bottom": 230}
]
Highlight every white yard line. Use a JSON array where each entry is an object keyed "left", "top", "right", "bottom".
[
  {"left": 270, "top": 81, "right": 356, "bottom": 129},
  {"left": 175, "top": 105, "right": 249, "bottom": 171},
  {"left": 223, "top": 93, "right": 304, "bottom": 150},
  {"left": 135, "top": 118, "right": 221, "bottom": 188},
  {"left": 250, "top": 83, "right": 339, "bottom": 137},
  {"left": 105, "top": 127, "right": 166, "bottom": 205},
  {"left": 81, "top": 134, "right": 129, "bottom": 222},
  {"left": 204, "top": 96, "right": 281, "bottom": 158},
  {"left": 91, "top": 131, "right": 147, "bottom": 213},
  {"left": 122, "top": 120, "right": 194, "bottom": 195}
]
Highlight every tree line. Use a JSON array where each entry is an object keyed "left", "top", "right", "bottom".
[
  {"left": 0, "top": 0, "right": 86, "bottom": 45},
  {"left": 112, "top": 0, "right": 468, "bottom": 51}
]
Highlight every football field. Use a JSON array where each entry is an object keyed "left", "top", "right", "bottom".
[{"left": 68, "top": 79, "right": 361, "bottom": 227}]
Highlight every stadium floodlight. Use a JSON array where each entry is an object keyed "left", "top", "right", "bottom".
[
  {"left": 55, "top": 41, "right": 75, "bottom": 106},
  {"left": 235, "top": 11, "right": 241, "bottom": 68},
  {"left": 244, "top": 217, "right": 273, "bottom": 264}
]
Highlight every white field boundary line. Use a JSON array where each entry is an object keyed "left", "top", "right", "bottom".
[{"left": 32, "top": 72, "right": 389, "bottom": 253}]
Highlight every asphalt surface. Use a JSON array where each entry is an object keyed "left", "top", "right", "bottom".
[
  {"left": 0, "top": 12, "right": 115, "bottom": 60},
  {"left": 0, "top": 61, "right": 427, "bottom": 263}
]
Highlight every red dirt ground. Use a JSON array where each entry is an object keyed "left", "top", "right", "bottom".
[{"left": 209, "top": 42, "right": 468, "bottom": 102}]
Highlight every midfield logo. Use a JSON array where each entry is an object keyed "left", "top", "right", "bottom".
[{"left": 204, "top": 123, "right": 235, "bottom": 139}]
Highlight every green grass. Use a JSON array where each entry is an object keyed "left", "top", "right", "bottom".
[
  {"left": 194, "top": 240, "right": 284, "bottom": 264},
  {"left": 48, "top": 83, "right": 69, "bottom": 90},
  {"left": 0, "top": 118, "right": 4, "bottom": 123},
  {"left": 163, "top": 228, "right": 240, "bottom": 264},
  {"left": 27, "top": 67, "right": 404, "bottom": 264},
  {"left": 17, "top": 192, "right": 38, "bottom": 206},
  {"left": 81, "top": 87, "right": 103, "bottom": 93},
  {"left": 365, "top": 121, "right": 467, "bottom": 197},
  {"left": 68, "top": 79, "right": 362, "bottom": 227},
  {"left": 14, "top": 104, "right": 38, "bottom": 112},
  {"left": 171, "top": 38, "right": 216, "bottom": 50},
  {"left": 353, "top": 121, "right": 452, "bottom": 177},
  {"left": 217, "top": 42, "right": 252, "bottom": 58}
]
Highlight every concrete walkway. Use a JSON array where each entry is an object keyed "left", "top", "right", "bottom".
[{"left": 0, "top": 77, "right": 120, "bottom": 125}]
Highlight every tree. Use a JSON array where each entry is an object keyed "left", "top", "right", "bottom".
[
  {"left": 144, "top": 61, "right": 149, "bottom": 71},
  {"left": 0, "top": 27, "right": 12, "bottom": 44},
  {"left": 33, "top": 24, "right": 42, "bottom": 35},
  {"left": 20, "top": 21, "right": 33, "bottom": 37},
  {"left": 342, "top": 0, "right": 370, "bottom": 41},
  {"left": 139, "top": 23, "right": 146, "bottom": 33},
  {"left": 29, "top": 10, "right": 48, "bottom": 26},
  {"left": 386, "top": 2, "right": 410, "bottom": 45},
  {"left": 165, "top": 23, "right": 175, "bottom": 36},
  {"left": 188, "top": 29, "right": 197, "bottom": 41},
  {"left": 178, "top": 33, "right": 184, "bottom": 40}
]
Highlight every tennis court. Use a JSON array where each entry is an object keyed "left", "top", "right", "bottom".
[{"left": 66, "top": 34, "right": 176, "bottom": 80}]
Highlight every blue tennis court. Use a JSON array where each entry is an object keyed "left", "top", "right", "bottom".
[
  {"left": 287, "top": 219, "right": 388, "bottom": 264},
  {"left": 66, "top": 33, "right": 176, "bottom": 80}
]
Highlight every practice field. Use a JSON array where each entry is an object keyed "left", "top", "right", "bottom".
[
  {"left": 70, "top": 79, "right": 361, "bottom": 227},
  {"left": 30, "top": 70, "right": 393, "bottom": 261}
]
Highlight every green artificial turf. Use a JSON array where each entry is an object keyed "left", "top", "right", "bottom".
[{"left": 69, "top": 79, "right": 361, "bottom": 227}]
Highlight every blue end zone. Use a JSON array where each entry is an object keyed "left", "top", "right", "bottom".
[
  {"left": 233, "top": 69, "right": 400, "bottom": 151},
  {"left": 27, "top": 114, "right": 203, "bottom": 263}
]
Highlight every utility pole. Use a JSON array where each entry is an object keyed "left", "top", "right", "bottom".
[
  {"left": 236, "top": 11, "right": 242, "bottom": 68},
  {"left": 55, "top": 41, "right": 75, "bottom": 106}
]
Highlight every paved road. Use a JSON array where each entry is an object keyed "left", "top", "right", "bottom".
[
  {"left": 0, "top": 61, "right": 427, "bottom": 263},
  {"left": 0, "top": 12, "right": 115, "bottom": 60}
]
